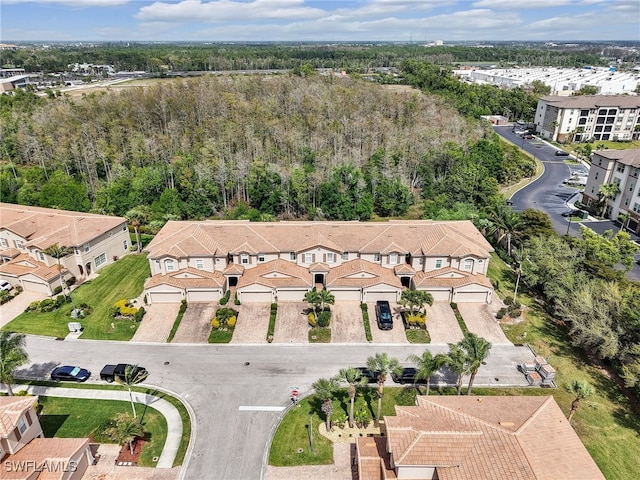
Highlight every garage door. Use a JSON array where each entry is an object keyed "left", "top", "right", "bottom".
[
  {"left": 331, "top": 289, "right": 361, "bottom": 301},
  {"left": 277, "top": 290, "right": 307, "bottom": 302},
  {"left": 240, "top": 291, "right": 273, "bottom": 303},
  {"left": 364, "top": 291, "right": 398, "bottom": 303},
  {"left": 21, "top": 280, "right": 51, "bottom": 294},
  {"left": 455, "top": 291, "right": 489, "bottom": 303},
  {"left": 187, "top": 290, "right": 221, "bottom": 303},
  {"left": 149, "top": 291, "right": 183, "bottom": 304},
  {"left": 427, "top": 289, "right": 451, "bottom": 302}
]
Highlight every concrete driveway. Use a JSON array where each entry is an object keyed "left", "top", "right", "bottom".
[
  {"left": 331, "top": 302, "right": 367, "bottom": 343},
  {"left": 367, "top": 302, "right": 407, "bottom": 344},
  {"left": 231, "top": 303, "right": 271, "bottom": 343},
  {"left": 456, "top": 303, "right": 511, "bottom": 344},
  {"left": 0, "top": 290, "right": 47, "bottom": 328},
  {"left": 172, "top": 303, "right": 217, "bottom": 343},
  {"left": 425, "top": 302, "right": 464, "bottom": 344},
  {"left": 273, "top": 302, "right": 308, "bottom": 344},
  {"left": 132, "top": 303, "right": 180, "bottom": 342}
]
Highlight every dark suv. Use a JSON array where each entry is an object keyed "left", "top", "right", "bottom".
[
  {"left": 391, "top": 367, "right": 428, "bottom": 385},
  {"left": 555, "top": 150, "right": 570, "bottom": 156},
  {"left": 375, "top": 300, "right": 393, "bottom": 330}
]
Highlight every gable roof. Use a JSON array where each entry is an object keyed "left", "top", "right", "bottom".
[
  {"left": 144, "top": 267, "right": 225, "bottom": 290},
  {"left": 413, "top": 267, "right": 493, "bottom": 289},
  {"left": 593, "top": 149, "right": 640, "bottom": 167},
  {"left": 373, "top": 395, "right": 605, "bottom": 480},
  {"left": 145, "top": 220, "right": 493, "bottom": 260},
  {"left": 0, "top": 396, "right": 38, "bottom": 438},
  {"left": 0, "top": 253, "right": 63, "bottom": 282},
  {"left": 237, "top": 259, "right": 313, "bottom": 289},
  {"left": 0, "top": 202, "right": 126, "bottom": 249},
  {"left": 326, "top": 259, "right": 402, "bottom": 289}
]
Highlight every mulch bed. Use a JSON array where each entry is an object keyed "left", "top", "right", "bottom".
[{"left": 115, "top": 437, "right": 146, "bottom": 466}]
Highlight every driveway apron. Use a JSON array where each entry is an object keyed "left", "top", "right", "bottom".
[
  {"left": 172, "top": 303, "right": 216, "bottom": 343},
  {"left": 273, "top": 302, "right": 309, "bottom": 344},
  {"left": 132, "top": 303, "right": 180, "bottom": 343},
  {"left": 330, "top": 302, "right": 367, "bottom": 343},
  {"left": 425, "top": 302, "right": 464, "bottom": 344},
  {"left": 231, "top": 303, "right": 271, "bottom": 343},
  {"left": 456, "top": 303, "right": 511, "bottom": 344},
  {"left": 367, "top": 302, "right": 407, "bottom": 344}
]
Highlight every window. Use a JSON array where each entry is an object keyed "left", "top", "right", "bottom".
[
  {"left": 17, "top": 417, "right": 27, "bottom": 435},
  {"left": 304, "top": 252, "right": 313, "bottom": 263},
  {"left": 122, "top": 224, "right": 127, "bottom": 231},
  {"left": 290, "top": 252, "right": 296, "bottom": 261},
  {"left": 196, "top": 259, "right": 204, "bottom": 270},
  {"left": 342, "top": 252, "right": 348, "bottom": 261},
  {"left": 123, "top": 240, "right": 128, "bottom": 251},
  {"left": 463, "top": 259, "right": 473, "bottom": 271},
  {"left": 83, "top": 242, "right": 90, "bottom": 253},
  {"left": 633, "top": 203, "right": 640, "bottom": 214},
  {"left": 74, "top": 247, "right": 79, "bottom": 255},
  {"left": 435, "top": 259, "right": 442, "bottom": 268},
  {"left": 326, "top": 252, "right": 334, "bottom": 263},
  {"left": 95, "top": 252, "right": 107, "bottom": 268},
  {"left": 373, "top": 253, "right": 381, "bottom": 262},
  {"left": 0, "top": 238, "right": 7, "bottom": 248},
  {"left": 166, "top": 259, "right": 175, "bottom": 271},
  {"left": 241, "top": 254, "right": 249, "bottom": 265},
  {"left": 14, "top": 239, "right": 23, "bottom": 249},
  {"left": 258, "top": 253, "right": 265, "bottom": 262},
  {"left": 389, "top": 253, "right": 398, "bottom": 264},
  {"left": 38, "top": 251, "right": 44, "bottom": 261}
]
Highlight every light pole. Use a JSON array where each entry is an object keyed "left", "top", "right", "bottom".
[
  {"left": 308, "top": 410, "right": 315, "bottom": 453},
  {"left": 566, "top": 217, "right": 571, "bottom": 236}
]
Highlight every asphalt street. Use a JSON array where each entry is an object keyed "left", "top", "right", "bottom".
[{"left": 19, "top": 336, "right": 535, "bottom": 480}]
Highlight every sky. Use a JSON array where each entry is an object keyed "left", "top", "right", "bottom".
[{"left": 1, "top": 0, "right": 639, "bottom": 43}]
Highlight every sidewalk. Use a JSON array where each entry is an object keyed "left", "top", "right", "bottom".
[{"left": 5, "top": 384, "right": 183, "bottom": 469}]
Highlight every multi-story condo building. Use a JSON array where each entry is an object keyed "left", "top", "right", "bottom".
[
  {"left": 582, "top": 149, "right": 640, "bottom": 234},
  {"left": 143, "top": 220, "right": 495, "bottom": 305},
  {"left": 534, "top": 95, "right": 640, "bottom": 143}
]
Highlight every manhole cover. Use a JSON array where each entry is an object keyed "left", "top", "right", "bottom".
[
  {"left": 244, "top": 362, "right": 250, "bottom": 366},
  {"left": 164, "top": 361, "right": 170, "bottom": 366}
]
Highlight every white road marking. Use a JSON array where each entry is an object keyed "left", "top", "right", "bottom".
[{"left": 239, "top": 406, "right": 286, "bottom": 412}]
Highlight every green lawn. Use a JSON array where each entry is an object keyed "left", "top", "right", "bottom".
[
  {"left": 38, "top": 396, "right": 166, "bottom": 467},
  {"left": 309, "top": 327, "right": 331, "bottom": 343},
  {"left": 3, "top": 254, "right": 150, "bottom": 340},
  {"left": 406, "top": 329, "right": 430, "bottom": 343},
  {"left": 208, "top": 326, "right": 235, "bottom": 343}
]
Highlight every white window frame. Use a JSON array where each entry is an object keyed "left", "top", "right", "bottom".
[
  {"left": 15, "top": 239, "right": 23, "bottom": 249},
  {"left": 463, "top": 259, "right": 473, "bottom": 271},
  {"left": 258, "top": 253, "right": 265, "bottom": 262},
  {"left": 342, "top": 252, "right": 348, "bottom": 261},
  {"left": 17, "top": 417, "right": 27, "bottom": 435},
  {"left": 196, "top": 259, "right": 204, "bottom": 270},
  {"left": 240, "top": 254, "right": 249, "bottom": 265},
  {"left": 326, "top": 252, "right": 334, "bottom": 263},
  {"left": 435, "top": 259, "right": 442, "bottom": 269},
  {"left": 95, "top": 252, "right": 107, "bottom": 268},
  {"left": 389, "top": 253, "right": 398, "bottom": 265},
  {"left": 373, "top": 253, "right": 381, "bottom": 262},
  {"left": 38, "top": 251, "right": 45, "bottom": 261},
  {"left": 83, "top": 242, "right": 90, "bottom": 253},
  {"left": 304, "top": 252, "right": 313, "bottom": 263},
  {"left": 166, "top": 259, "right": 175, "bottom": 271},
  {"left": 0, "top": 238, "right": 7, "bottom": 248},
  {"left": 290, "top": 252, "right": 296, "bottom": 261}
]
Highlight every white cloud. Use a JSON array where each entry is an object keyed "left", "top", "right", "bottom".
[
  {"left": 136, "top": 0, "right": 327, "bottom": 23},
  {"left": 472, "top": 0, "right": 574, "bottom": 9},
  {"left": 2, "top": 0, "right": 128, "bottom": 5}
]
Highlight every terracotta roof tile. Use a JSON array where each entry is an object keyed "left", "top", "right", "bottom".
[
  {"left": 144, "top": 267, "right": 225, "bottom": 289},
  {"left": 237, "top": 259, "right": 312, "bottom": 289},
  {"left": 0, "top": 396, "right": 38, "bottom": 438},
  {"left": 413, "top": 267, "right": 492, "bottom": 289},
  {"left": 0, "top": 253, "right": 62, "bottom": 281},
  {"left": 325, "top": 259, "right": 402, "bottom": 289},
  {"left": 3, "top": 437, "right": 89, "bottom": 480}
]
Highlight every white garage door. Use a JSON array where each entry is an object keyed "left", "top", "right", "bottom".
[
  {"left": 331, "top": 289, "right": 361, "bottom": 301},
  {"left": 149, "top": 291, "right": 183, "bottom": 304},
  {"left": 21, "top": 280, "right": 51, "bottom": 294},
  {"left": 187, "top": 290, "right": 221, "bottom": 303},
  {"left": 364, "top": 291, "right": 398, "bottom": 303},
  {"left": 455, "top": 291, "right": 489, "bottom": 303},
  {"left": 427, "top": 289, "right": 451, "bottom": 302},
  {"left": 240, "top": 291, "right": 273, "bottom": 303},
  {"left": 277, "top": 290, "right": 307, "bottom": 302}
]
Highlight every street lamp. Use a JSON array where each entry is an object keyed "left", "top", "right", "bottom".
[
  {"left": 566, "top": 217, "right": 572, "bottom": 236},
  {"left": 308, "top": 410, "right": 315, "bottom": 453}
]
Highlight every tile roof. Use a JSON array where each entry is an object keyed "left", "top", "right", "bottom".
[
  {"left": 593, "top": 149, "right": 640, "bottom": 167},
  {"left": 0, "top": 396, "right": 38, "bottom": 438},
  {"left": 356, "top": 436, "right": 397, "bottom": 480},
  {"left": 0, "top": 253, "right": 62, "bottom": 281},
  {"left": 0, "top": 247, "right": 21, "bottom": 259},
  {"left": 371, "top": 395, "right": 605, "bottom": 480},
  {"left": 145, "top": 220, "right": 493, "bottom": 261},
  {"left": 144, "top": 267, "right": 225, "bottom": 289},
  {"left": 237, "top": 259, "right": 313, "bottom": 289},
  {"left": 3, "top": 437, "right": 89, "bottom": 480},
  {"left": 413, "top": 267, "right": 493, "bottom": 289},
  {"left": 0, "top": 202, "right": 126, "bottom": 249},
  {"left": 326, "top": 259, "right": 402, "bottom": 289},
  {"left": 540, "top": 95, "right": 640, "bottom": 109}
]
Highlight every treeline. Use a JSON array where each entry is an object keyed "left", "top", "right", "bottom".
[
  {"left": 2, "top": 43, "right": 609, "bottom": 74},
  {"left": 0, "top": 74, "right": 534, "bottom": 225}
]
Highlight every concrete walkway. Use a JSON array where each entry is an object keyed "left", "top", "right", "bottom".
[
  {"left": 8, "top": 384, "right": 183, "bottom": 469},
  {"left": 266, "top": 442, "right": 352, "bottom": 480}
]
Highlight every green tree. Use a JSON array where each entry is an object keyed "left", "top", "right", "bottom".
[
  {"left": 458, "top": 333, "right": 492, "bottom": 395},
  {"left": 444, "top": 344, "right": 470, "bottom": 395},
  {"left": 580, "top": 226, "right": 639, "bottom": 273},
  {"left": 105, "top": 413, "right": 144, "bottom": 455},
  {"left": 312, "top": 377, "right": 340, "bottom": 431},
  {"left": 304, "top": 288, "right": 322, "bottom": 321},
  {"left": 125, "top": 206, "right": 151, "bottom": 253},
  {"left": 43, "top": 243, "right": 72, "bottom": 295},
  {"left": 0, "top": 332, "right": 29, "bottom": 396},
  {"left": 597, "top": 182, "right": 621, "bottom": 218},
  {"left": 487, "top": 204, "right": 523, "bottom": 257},
  {"left": 529, "top": 80, "right": 551, "bottom": 96},
  {"left": 39, "top": 171, "right": 91, "bottom": 212},
  {"left": 317, "top": 289, "right": 335, "bottom": 313},
  {"left": 566, "top": 380, "right": 594, "bottom": 422},
  {"left": 406, "top": 350, "right": 446, "bottom": 395},
  {"left": 400, "top": 290, "right": 433, "bottom": 315},
  {"left": 338, "top": 367, "right": 367, "bottom": 428},
  {"left": 366, "top": 353, "right": 402, "bottom": 424},
  {"left": 115, "top": 364, "right": 149, "bottom": 418}
]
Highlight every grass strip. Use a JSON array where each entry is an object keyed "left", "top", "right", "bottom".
[
  {"left": 360, "top": 303, "right": 373, "bottom": 342},
  {"left": 449, "top": 302, "right": 469, "bottom": 335},
  {"left": 309, "top": 327, "right": 331, "bottom": 343},
  {"left": 167, "top": 301, "right": 188, "bottom": 343},
  {"left": 267, "top": 303, "right": 277, "bottom": 342}
]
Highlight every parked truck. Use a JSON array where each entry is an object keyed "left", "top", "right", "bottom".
[{"left": 100, "top": 363, "right": 148, "bottom": 383}]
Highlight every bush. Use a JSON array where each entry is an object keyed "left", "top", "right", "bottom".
[
  {"left": 450, "top": 302, "right": 458, "bottom": 310},
  {"left": 355, "top": 408, "right": 370, "bottom": 428},
  {"left": 114, "top": 299, "right": 137, "bottom": 316},
  {"left": 214, "top": 307, "right": 239, "bottom": 328},
  {"left": 53, "top": 286, "right": 63, "bottom": 295},
  {"left": 405, "top": 312, "right": 426, "bottom": 328},
  {"left": 26, "top": 300, "right": 40, "bottom": 312},
  {"left": 317, "top": 310, "right": 331, "bottom": 328},
  {"left": 55, "top": 295, "right": 66, "bottom": 307},
  {"left": 332, "top": 413, "right": 348, "bottom": 429},
  {"left": 134, "top": 307, "right": 146, "bottom": 322},
  {"left": 179, "top": 299, "right": 187, "bottom": 313},
  {"left": 510, "top": 308, "right": 522, "bottom": 318},
  {"left": 219, "top": 290, "right": 230, "bottom": 305},
  {"left": 65, "top": 276, "right": 76, "bottom": 287},
  {"left": 308, "top": 312, "right": 317, "bottom": 327},
  {"left": 211, "top": 318, "right": 220, "bottom": 329},
  {"left": 234, "top": 292, "right": 241, "bottom": 305},
  {"left": 496, "top": 307, "right": 507, "bottom": 319},
  {"left": 227, "top": 315, "right": 237, "bottom": 328},
  {"left": 503, "top": 296, "right": 514, "bottom": 306},
  {"left": 39, "top": 298, "right": 56, "bottom": 312}
]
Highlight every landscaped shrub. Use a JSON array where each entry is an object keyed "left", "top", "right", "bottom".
[
  {"left": 213, "top": 307, "right": 239, "bottom": 329},
  {"left": 26, "top": 300, "right": 41, "bottom": 312},
  {"left": 317, "top": 310, "right": 331, "bottom": 328},
  {"left": 179, "top": 299, "right": 187, "bottom": 314},
  {"left": 53, "top": 286, "right": 63, "bottom": 295},
  {"left": 503, "top": 296, "right": 514, "bottom": 306},
  {"left": 113, "top": 299, "right": 138, "bottom": 317},
  {"left": 450, "top": 302, "right": 458, "bottom": 310},
  {"left": 65, "top": 276, "right": 76, "bottom": 286},
  {"left": 496, "top": 307, "right": 507, "bottom": 319},
  {"left": 211, "top": 318, "right": 220, "bottom": 329},
  {"left": 510, "top": 308, "right": 522, "bottom": 318},
  {"left": 39, "top": 298, "right": 57, "bottom": 312},
  {"left": 219, "top": 290, "right": 230, "bottom": 305},
  {"left": 234, "top": 292, "right": 241, "bottom": 305},
  {"left": 308, "top": 312, "right": 316, "bottom": 327},
  {"left": 55, "top": 295, "right": 66, "bottom": 307},
  {"left": 332, "top": 412, "right": 348, "bottom": 429},
  {"left": 355, "top": 408, "right": 370, "bottom": 428},
  {"left": 134, "top": 307, "right": 146, "bottom": 322},
  {"left": 227, "top": 315, "right": 237, "bottom": 327},
  {"left": 404, "top": 312, "right": 426, "bottom": 328}
]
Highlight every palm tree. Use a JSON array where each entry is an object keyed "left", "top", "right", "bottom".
[
  {"left": 125, "top": 206, "right": 151, "bottom": 253},
  {"left": 407, "top": 350, "right": 446, "bottom": 395},
  {"left": 43, "top": 243, "right": 72, "bottom": 295},
  {"left": 366, "top": 353, "right": 402, "bottom": 424},
  {"left": 115, "top": 364, "right": 148, "bottom": 418},
  {"left": 105, "top": 413, "right": 144, "bottom": 455},
  {"left": 304, "top": 288, "right": 322, "bottom": 320},
  {"left": 488, "top": 204, "right": 523, "bottom": 257},
  {"left": 597, "top": 183, "right": 620, "bottom": 218},
  {"left": 338, "top": 367, "right": 367, "bottom": 428},
  {"left": 312, "top": 377, "right": 340, "bottom": 431},
  {"left": 459, "top": 333, "right": 492, "bottom": 395},
  {"left": 444, "top": 344, "right": 470, "bottom": 395},
  {"left": 566, "top": 380, "right": 594, "bottom": 422},
  {"left": 400, "top": 290, "right": 434, "bottom": 315},
  {"left": 317, "top": 289, "right": 335, "bottom": 313},
  {"left": 0, "top": 332, "right": 29, "bottom": 396}
]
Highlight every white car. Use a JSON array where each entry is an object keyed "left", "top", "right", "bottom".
[{"left": 0, "top": 280, "right": 13, "bottom": 291}]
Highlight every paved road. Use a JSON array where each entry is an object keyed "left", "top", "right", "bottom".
[{"left": 19, "top": 336, "right": 534, "bottom": 480}]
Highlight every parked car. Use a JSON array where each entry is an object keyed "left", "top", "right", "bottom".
[
  {"left": 356, "top": 367, "right": 379, "bottom": 383},
  {"left": 375, "top": 300, "right": 393, "bottom": 330},
  {"left": 0, "top": 280, "right": 13, "bottom": 291},
  {"left": 51, "top": 365, "right": 91, "bottom": 382},
  {"left": 523, "top": 134, "right": 534, "bottom": 139},
  {"left": 555, "top": 150, "right": 570, "bottom": 156},
  {"left": 391, "top": 367, "right": 428, "bottom": 385},
  {"left": 561, "top": 209, "right": 579, "bottom": 217},
  {"left": 100, "top": 364, "right": 148, "bottom": 383}
]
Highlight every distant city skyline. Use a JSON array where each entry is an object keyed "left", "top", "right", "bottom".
[{"left": 1, "top": 0, "right": 639, "bottom": 43}]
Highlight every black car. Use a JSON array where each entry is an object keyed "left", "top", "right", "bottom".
[
  {"left": 561, "top": 209, "right": 578, "bottom": 217},
  {"left": 555, "top": 150, "right": 570, "bottom": 156},
  {"left": 356, "top": 367, "right": 379, "bottom": 383},
  {"left": 391, "top": 367, "right": 428, "bottom": 385},
  {"left": 375, "top": 300, "right": 393, "bottom": 330},
  {"left": 51, "top": 365, "right": 91, "bottom": 382}
]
